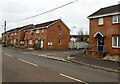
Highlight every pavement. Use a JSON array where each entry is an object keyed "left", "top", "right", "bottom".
[
  {"left": 25, "top": 48, "right": 120, "bottom": 73},
  {"left": 67, "top": 52, "right": 120, "bottom": 73}
]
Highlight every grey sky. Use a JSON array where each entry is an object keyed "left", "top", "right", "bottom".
[{"left": 0, "top": 0, "right": 119, "bottom": 37}]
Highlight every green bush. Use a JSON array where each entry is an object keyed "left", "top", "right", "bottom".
[
  {"left": 33, "top": 42, "right": 41, "bottom": 50},
  {"left": 8, "top": 44, "right": 14, "bottom": 47}
]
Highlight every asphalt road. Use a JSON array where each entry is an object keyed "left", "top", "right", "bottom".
[
  {"left": 3, "top": 54, "right": 78, "bottom": 82},
  {"left": 0, "top": 45, "right": 2, "bottom": 83},
  {"left": 2, "top": 47, "right": 119, "bottom": 83}
]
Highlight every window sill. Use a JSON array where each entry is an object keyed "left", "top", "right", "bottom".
[
  {"left": 98, "top": 24, "right": 103, "bottom": 26},
  {"left": 112, "top": 47, "right": 120, "bottom": 49},
  {"left": 112, "top": 23, "right": 120, "bottom": 25}
]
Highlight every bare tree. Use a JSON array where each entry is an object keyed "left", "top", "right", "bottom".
[
  {"left": 77, "top": 29, "right": 84, "bottom": 42},
  {"left": 78, "top": 29, "right": 84, "bottom": 35}
]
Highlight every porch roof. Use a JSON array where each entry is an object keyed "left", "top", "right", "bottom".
[{"left": 93, "top": 31, "right": 105, "bottom": 38}]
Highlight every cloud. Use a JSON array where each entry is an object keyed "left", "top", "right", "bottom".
[{"left": 0, "top": 0, "right": 119, "bottom": 37}]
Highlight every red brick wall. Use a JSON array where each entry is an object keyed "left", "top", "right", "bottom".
[
  {"left": 89, "top": 16, "right": 120, "bottom": 55},
  {"left": 24, "top": 21, "right": 70, "bottom": 49},
  {"left": 46, "top": 21, "right": 70, "bottom": 49}
]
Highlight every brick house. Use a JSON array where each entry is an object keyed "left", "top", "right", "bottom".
[
  {"left": 24, "top": 19, "right": 70, "bottom": 49},
  {"left": 2, "top": 24, "right": 33, "bottom": 47},
  {"left": 87, "top": 4, "right": 120, "bottom": 56}
]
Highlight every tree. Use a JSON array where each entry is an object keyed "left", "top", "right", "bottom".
[{"left": 77, "top": 29, "right": 84, "bottom": 42}]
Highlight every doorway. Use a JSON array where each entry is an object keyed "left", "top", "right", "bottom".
[{"left": 97, "top": 35, "right": 104, "bottom": 52}]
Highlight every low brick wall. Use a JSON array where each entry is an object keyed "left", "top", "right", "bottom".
[{"left": 84, "top": 50, "right": 107, "bottom": 58}]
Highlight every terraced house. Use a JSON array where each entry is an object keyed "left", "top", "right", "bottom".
[
  {"left": 87, "top": 4, "right": 120, "bottom": 56},
  {"left": 2, "top": 24, "right": 33, "bottom": 47},
  {"left": 24, "top": 19, "right": 70, "bottom": 49},
  {"left": 2, "top": 19, "right": 70, "bottom": 49}
]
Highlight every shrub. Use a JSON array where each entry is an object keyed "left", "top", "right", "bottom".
[{"left": 33, "top": 42, "right": 41, "bottom": 50}]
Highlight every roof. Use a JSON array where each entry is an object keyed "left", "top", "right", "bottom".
[
  {"left": 70, "top": 35, "right": 89, "bottom": 38},
  {"left": 35, "top": 19, "right": 60, "bottom": 28},
  {"left": 2, "top": 24, "right": 33, "bottom": 34},
  {"left": 28, "top": 19, "right": 70, "bottom": 31},
  {"left": 93, "top": 31, "right": 105, "bottom": 38},
  {"left": 88, "top": 4, "right": 120, "bottom": 18}
]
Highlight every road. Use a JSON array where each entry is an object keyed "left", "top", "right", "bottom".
[
  {"left": 2, "top": 47, "right": 119, "bottom": 83},
  {"left": 0, "top": 45, "right": 2, "bottom": 83}
]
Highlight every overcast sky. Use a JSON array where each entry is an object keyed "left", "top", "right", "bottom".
[{"left": 0, "top": 0, "right": 119, "bottom": 37}]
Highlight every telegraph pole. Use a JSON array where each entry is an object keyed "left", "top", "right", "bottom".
[{"left": 4, "top": 21, "right": 7, "bottom": 46}]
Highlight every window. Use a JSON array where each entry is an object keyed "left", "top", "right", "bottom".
[
  {"left": 20, "top": 41, "right": 24, "bottom": 44},
  {"left": 112, "top": 15, "right": 120, "bottom": 23},
  {"left": 35, "top": 39, "right": 38, "bottom": 44},
  {"left": 30, "top": 31, "right": 33, "bottom": 34},
  {"left": 11, "top": 40, "right": 12, "bottom": 43},
  {"left": 58, "top": 40, "right": 61, "bottom": 45},
  {"left": 98, "top": 18, "right": 103, "bottom": 25},
  {"left": 58, "top": 30, "right": 62, "bottom": 34},
  {"left": 36, "top": 30, "right": 40, "bottom": 33},
  {"left": 112, "top": 36, "right": 120, "bottom": 48},
  {"left": 48, "top": 42, "right": 52, "bottom": 46},
  {"left": 57, "top": 25, "right": 61, "bottom": 28},
  {"left": 14, "top": 32, "right": 16, "bottom": 35},
  {"left": 29, "top": 40, "right": 33, "bottom": 44},
  {"left": 42, "top": 29, "right": 44, "bottom": 33},
  {"left": 14, "top": 39, "right": 16, "bottom": 43},
  {"left": 118, "top": 37, "right": 120, "bottom": 47}
]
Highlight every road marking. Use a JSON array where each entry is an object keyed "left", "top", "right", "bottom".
[
  {"left": 18, "top": 58, "right": 38, "bottom": 67},
  {"left": 4, "top": 53, "right": 13, "bottom": 58},
  {"left": 60, "top": 73, "right": 88, "bottom": 83}
]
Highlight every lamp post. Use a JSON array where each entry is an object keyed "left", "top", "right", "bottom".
[{"left": 71, "top": 26, "right": 76, "bottom": 49}]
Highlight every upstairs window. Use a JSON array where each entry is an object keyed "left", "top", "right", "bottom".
[
  {"left": 112, "top": 15, "right": 120, "bottom": 23},
  {"left": 30, "top": 30, "right": 33, "bottom": 34},
  {"left": 14, "top": 32, "right": 16, "bottom": 35},
  {"left": 112, "top": 36, "right": 120, "bottom": 48},
  {"left": 98, "top": 18, "right": 103, "bottom": 25},
  {"left": 58, "top": 30, "right": 62, "bottom": 34},
  {"left": 42, "top": 29, "right": 44, "bottom": 33},
  {"left": 57, "top": 25, "right": 61, "bottom": 28},
  {"left": 36, "top": 30, "right": 40, "bottom": 33}
]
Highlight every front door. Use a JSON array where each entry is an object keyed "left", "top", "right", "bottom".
[
  {"left": 40, "top": 39, "right": 44, "bottom": 49},
  {"left": 98, "top": 36, "right": 104, "bottom": 52}
]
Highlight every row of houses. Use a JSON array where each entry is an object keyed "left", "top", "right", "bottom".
[
  {"left": 2, "top": 4, "right": 120, "bottom": 56},
  {"left": 2, "top": 19, "right": 70, "bottom": 49}
]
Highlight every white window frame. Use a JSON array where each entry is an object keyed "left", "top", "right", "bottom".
[
  {"left": 36, "top": 30, "right": 40, "bottom": 33},
  {"left": 14, "top": 39, "right": 16, "bottom": 44},
  {"left": 58, "top": 40, "right": 61, "bottom": 45},
  {"left": 58, "top": 30, "right": 62, "bottom": 34},
  {"left": 98, "top": 18, "right": 103, "bottom": 25},
  {"left": 35, "top": 39, "right": 38, "bottom": 44},
  {"left": 112, "top": 36, "right": 120, "bottom": 48},
  {"left": 48, "top": 42, "right": 52, "bottom": 46},
  {"left": 112, "top": 15, "right": 120, "bottom": 23},
  {"left": 30, "top": 30, "right": 33, "bottom": 34},
  {"left": 14, "top": 32, "right": 16, "bottom": 35},
  {"left": 29, "top": 40, "right": 33, "bottom": 44},
  {"left": 42, "top": 29, "right": 44, "bottom": 33}
]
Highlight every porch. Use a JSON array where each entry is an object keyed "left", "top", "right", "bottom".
[{"left": 84, "top": 44, "right": 108, "bottom": 58}]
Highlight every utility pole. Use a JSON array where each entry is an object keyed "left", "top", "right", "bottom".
[
  {"left": 71, "top": 26, "right": 76, "bottom": 49},
  {"left": 4, "top": 21, "right": 7, "bottom": 46}
]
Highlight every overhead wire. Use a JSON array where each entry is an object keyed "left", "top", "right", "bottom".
[{"left": 7, "top": 0, "right": 79, "bottom": 22}]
